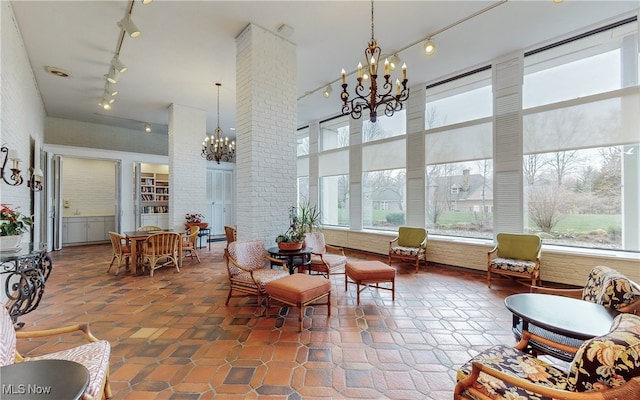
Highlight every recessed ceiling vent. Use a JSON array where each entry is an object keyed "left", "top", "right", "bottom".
[{"left": 44, "top": 65, "right": 72, "bottom": 78}]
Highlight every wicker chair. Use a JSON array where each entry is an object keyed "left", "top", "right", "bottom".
[
  {"left": 224, "top": 240, "right": 289, "bottom": 308},
  {"left": 303, "top": 232, "right": 347, "bottom": 278},
  {"left": 454, "top": 313, "right": 640, "bottom": 400},
  {"left": 141, "top": 232, "right": 181, "bottom": 277},
  {"left": 181, "top": 225, "right": 200, "bottom": 263},
  {"left": 106, "top": 231, "right": 131, "bottom": 275},
  {"left": 2, "top": 302, "right": 112, "bottom": 400}
]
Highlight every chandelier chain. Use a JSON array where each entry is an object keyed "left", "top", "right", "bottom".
[{"left": 370, "top": 0, "right": 374, "bottom": 42}]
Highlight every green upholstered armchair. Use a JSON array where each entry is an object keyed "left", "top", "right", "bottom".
[
  {"left": 388, "top": 227, "right": 427, "bottom": 273},
  {"left": 487, "top": 233, "right": 541, "bottom": 288}
]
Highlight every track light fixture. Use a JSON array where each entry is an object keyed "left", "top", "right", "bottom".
[
  {"left": 104, "top": 82, "right": 118, "bottom": 97},
  {"left": 424, "top": 39, "right": 436, "bottom": 56},
  {"left": 144, "top": 123, "right": 151, "bottom": 133},
  {"left": 111, "top": 55, "right": 127, "bottom": 73},
  {"left": 322, "top": 84, "right": 333, "bottom": 98},
  {"left": 118, "top": 14, "right": 141, "bottom": 38},
  {"left": 105, "top": 66, "right": 120, "bottom": 84},
  {"left": 142, "top": 0, "right": 153, "bottom": 4}
]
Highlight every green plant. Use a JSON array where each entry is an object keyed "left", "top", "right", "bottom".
[
  {"left": 276, "top": 206, "right": 305, "bottom": 243},
  {"left": 0, "top": 204, "right": 33, "bottom": 236},
  {"left": 298, "top": 199, "right": 321, "bottom": 234}
]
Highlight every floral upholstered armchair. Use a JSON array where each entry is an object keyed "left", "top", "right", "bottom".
[
  {"left": 454, "top": 312, "right": 640, "bottom": 400},
  {"left": 487, "top": 233, "right": 541, "bottom": 288},
  {"left": 388, "top": 227, "right": 427, "bottom": 273}
]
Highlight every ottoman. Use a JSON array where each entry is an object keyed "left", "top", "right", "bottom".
[
  {"left": 345, "top": 261, "right": 396, "bottom": 305},
  {"left": 265, "top": 274, "right": 331, "bottom": 331}
]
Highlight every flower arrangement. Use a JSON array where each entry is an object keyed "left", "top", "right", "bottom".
[
  {"left": 0, "top": 204, "right": 33, "bottom": 236},
  {"left": 185, "top": 213, "right": 204, "bottom": 224}
]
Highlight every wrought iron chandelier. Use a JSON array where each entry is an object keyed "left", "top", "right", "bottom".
[
  {"left": 202, "top": 83, "right": 235, "bottom": 164},
  {"left": 340, "top": 0, "right": 409, "bottom": 123}
]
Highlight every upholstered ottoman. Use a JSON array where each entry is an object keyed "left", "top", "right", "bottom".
[
  {"left": 345, "top": 261, "right": 396, "bottom": 305},
  {"left": 265, "top": 274, "right": 331, "bottom": 331}
]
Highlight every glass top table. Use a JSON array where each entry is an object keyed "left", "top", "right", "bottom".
[{"left": 0, "top": 359, "right": 89, "bottom": 400}]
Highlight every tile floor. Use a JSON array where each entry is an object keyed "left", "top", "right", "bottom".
[{"left": 14, "top": 240, "right": 534, "bottom": 399}]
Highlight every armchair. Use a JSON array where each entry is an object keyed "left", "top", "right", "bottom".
[
  {"left": 2, "top": 302, "right": 112, "bottom": 400},
  {"left": 454, "top": 313, "right": 640, "bottom": 400},
  {"left": 141, "top": 232, "right": 181, "bottom": 277},
  {"left": 303, "top": 232, "right": 347, "bottom": 278},
  {"left": 225, "top": 240, "right": 289, "bottom": 308},
  {"left": 487, "top": 233, "right": 541, "bottom": 288},
  {"left": 388, "top": 227, "right": 427, "bottom": 273}
]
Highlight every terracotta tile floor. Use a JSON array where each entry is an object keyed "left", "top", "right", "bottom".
[{"left": 15, "top": 241, "right": 532, "bottom": 399}]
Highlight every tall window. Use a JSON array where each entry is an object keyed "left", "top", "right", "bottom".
[
  {"left": 318, "top": 117, "right": 349, "bottom": 227},
  {"left": 523, "top": 19, "right": 639, "bottom": 251},
  {"left": 425, "top": 67, "right": 493, "bottom": 239},
  {"left": 362, "top": 113, "right": 407, "bottom": 231},
  {"left": 297, "top": 127, "right": 309, "bottom": 207}
]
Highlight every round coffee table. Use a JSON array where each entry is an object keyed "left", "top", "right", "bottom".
[
  {"left": 267, "top": 246, "right": 313, "bottom": 274},
  {"left": 0, "top": 359, "right": 89, "bottom": 400}
]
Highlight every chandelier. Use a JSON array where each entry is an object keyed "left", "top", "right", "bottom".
[
  {"left": 340, "top": 0, "right": 409, "bottom": 123},
  {"left": 202, "top": 83, "right": 235, "bottom": 164}
]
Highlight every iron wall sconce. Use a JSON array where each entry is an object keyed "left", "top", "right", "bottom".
[
  {"left": 28, "top": 167, "right": 43, "bottom": 192},
  {"left": 0, "top": 145, "right": 23, "bottom": 186}
]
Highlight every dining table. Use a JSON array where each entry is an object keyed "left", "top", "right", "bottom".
[{"left": 123, "top": 229, "right": 184, "bottom": 275}]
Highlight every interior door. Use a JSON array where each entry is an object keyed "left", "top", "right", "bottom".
[
  {"left": 207, "top": 170, "right": 224, "bottom": 235},
  {"left": 223, "top": 170, "right": 234, "bottom": 227}
]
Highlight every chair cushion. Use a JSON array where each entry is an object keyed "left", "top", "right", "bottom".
[
  {"left": 390, "top": 246, "right": 425, "bottom": 258},
  {"left": 455, "top": 344, "right": 569, "bottom": 400},
  {"left": 489, "top": 257, "right": 538, "bottom": 274},
  {"left": 567, "top": 313, "right": 640, "bottom": 392},
  {"left": 495, "top": 233, "right": 540, "bottom": 261},
  {"left": 0, "top": 304, "right": 16, "bottom": 366},
  {"left": 346, "top": 261, "right": 395, "bottom": 281},
  {"left": 233, "top": 269, "right": 289, "bottom": 290},
  {"left": 581, "top": 266, "right": 640, "bottom": 310},
  {"left": 265, "top": 274, "right": 331, "bottom": 303},
  {"left": 25, "top": 339, "right": 111, "bottom": 400},
  {"left": 310, "top": 253, "right": 347, "bottom": 269},
  {"left": 397, "top": 227, "right": 426, "bottom": 247}
]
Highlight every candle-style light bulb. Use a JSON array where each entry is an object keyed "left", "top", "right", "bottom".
[
  {"left": 402, "top": 63, "right": 407, "bottom": 80},
  {"left": 341, "top": 69, "right": 347, "bottom": 84},
  {"left": 357, "top": 62, "right": 363, "bottom": 79},
  {"left": 384, "top": 59, "right": 390, "bottom": 75}
]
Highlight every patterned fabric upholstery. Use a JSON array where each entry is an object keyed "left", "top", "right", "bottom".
[
  {"left": 388, "top": 227, "right": 427, "bottom": 273},
  {"left": 227, "top": 240, "right": 269, "bottom": 276},
  {"left": 233, "top": 269, "right": 292, "bottom": 290},
  {"left": 456, "top": 345, "right": 569, "bottom": 399},
  {"left": 25, "top": 340, "right": 111, "bottom": 400},
  {"left": 455, "top": 313, "right": 640, "bottom": 399},
  {"left": 0, "top": 304, "right": 16, "bottom": 366},
  {"left": 581, "top": 266, "right": 640, "bottom": 310},
  {"left": 567, "top": 313, "right": 640, "bottom": 392},
  {"left": 489, "top": 257, "right": 537, "bottom": 274},
  {"left": 305, "top": 232, "right": 347, "bottom": 275}
]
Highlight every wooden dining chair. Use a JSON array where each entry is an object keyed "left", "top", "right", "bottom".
[
  {"left": 141, "top": 232, "right": 181, "bottom": 277},
  {"left": 106, "top": 231, "right": 131, "bottom": 275}
]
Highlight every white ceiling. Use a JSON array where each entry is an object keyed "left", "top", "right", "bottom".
[{"left": 9, "top": 1, "right": 639, "bottom": 138}]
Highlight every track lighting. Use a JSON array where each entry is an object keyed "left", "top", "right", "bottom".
[
  {"left": 322, "top": 84, "right": 333, "bottom": 98},
  {"left": 118, "top": 14, "right": 141, "bottom": 38},
  {"left": 111, "top": 55, "right": 127, "bottom": 73},
  {"left": 105, "top": 66, "right": 120, "bottom": 84},
  {"left": 388, "top": 54, "right": 401, "bottom": 71},
  {"left": 144, "top": 123, "right": 151, "bottom": 133},
  {"left": 142, "top": 0, "right": 153, "bottom": 4},
  {"left": 424, "top": 39, "right": 436, "bottom": 56},
  {"left": 99, "top": 97, "right": 112, "bottom": 110},
  {"left": 104, "top": 82, "right": 118, "bottom": 97}
]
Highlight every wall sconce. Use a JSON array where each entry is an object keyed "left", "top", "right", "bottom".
[
  {"left": 0, "top": 145, "right": 23, "bottom": 186},
  {"left": 28, "top": 167, "right": 43, "bottom": 192}
]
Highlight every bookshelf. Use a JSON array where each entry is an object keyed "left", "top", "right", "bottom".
[{"left": 140, "top": 172, "right": 169, "bottom": 227}]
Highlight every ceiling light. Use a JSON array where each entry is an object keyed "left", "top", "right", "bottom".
[
  {"left": 424, "top": 39, "right": 436, "bottom": 56},
  {"left": 340, "top": 0, "right": 409, "bottom": 123},
  {"left": 202, "top": 83, "right": 236, "bottom": 164},
  {"left": 99, "top": 98, "right": 112, "bottom": 110},
  {"left": 44, "top": 65, "right": 72, "bottom": 78},
  {"left": 144, "top": 123, "right": 151, "bottom": 133},
  {"left": 322, "top": 84, "right": 333, "bottom": 98},
  {"left": 142, "top": 0, "right": 153, "bottom": 4},
  {"left": 104, "top": 82, "right": 118, "bottom": 96},
  {"left": 388, "top": 54, "right": 401, "bottom": 71},
  {"left": 111, "top": 56, "right": 127, "bottom": 73},
  {"left": 118, "top": 14, "right": 141, "bottom": 38},
  {"left": 105, "top": 66, "right": 120, "bottom": 84}
]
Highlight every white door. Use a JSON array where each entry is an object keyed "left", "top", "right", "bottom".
[{"left": 207, "top": 169, "right": 235, "bottom": 235}]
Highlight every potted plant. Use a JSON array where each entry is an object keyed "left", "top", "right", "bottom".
[
  {"left": 185, "top": 213, "right": 208, "bottom": 229},
  {"left": 0, "top": 204, "right": 33, "bottom": 250},
  {"left": 298, "top": 199, "right": 321, "bottom": 234},
  {"left": 275, "top": 206, "right": 305, "bottom": 250}
]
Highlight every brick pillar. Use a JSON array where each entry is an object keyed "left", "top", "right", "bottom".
[
  {"left": 168, "top": 104, "right": 208, "bottom": 230},
  {"left": 235, "top": 24, "right": 297, "bottom": 243}
]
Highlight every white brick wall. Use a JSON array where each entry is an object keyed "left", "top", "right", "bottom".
[
  {"left": 61, "top": 158, "right": 116, "bottom": 216},
  {"left": 0, "top": 2, "right": 46, "bottom": 241},
  {"left": 235, "top": 24, "right": 297, "bottom": 244}
]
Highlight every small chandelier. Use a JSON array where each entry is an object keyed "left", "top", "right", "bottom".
[
  {"left": 202, "top": 83, "right": 235, "bottom": 164},
  {"left": 340, "top": 0, "right": 409, "bottom": 123}
]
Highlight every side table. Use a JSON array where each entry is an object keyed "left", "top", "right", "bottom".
[
  {"left": 0, "top": 243, "right": 52, "bottom": 328},
  {"left": 0, "top": 359, "right": 89, "bottom": 400}
]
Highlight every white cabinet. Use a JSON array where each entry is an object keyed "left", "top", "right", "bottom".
[{"left": 63, "top": 216, "right": 114, "bottom": 245}]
